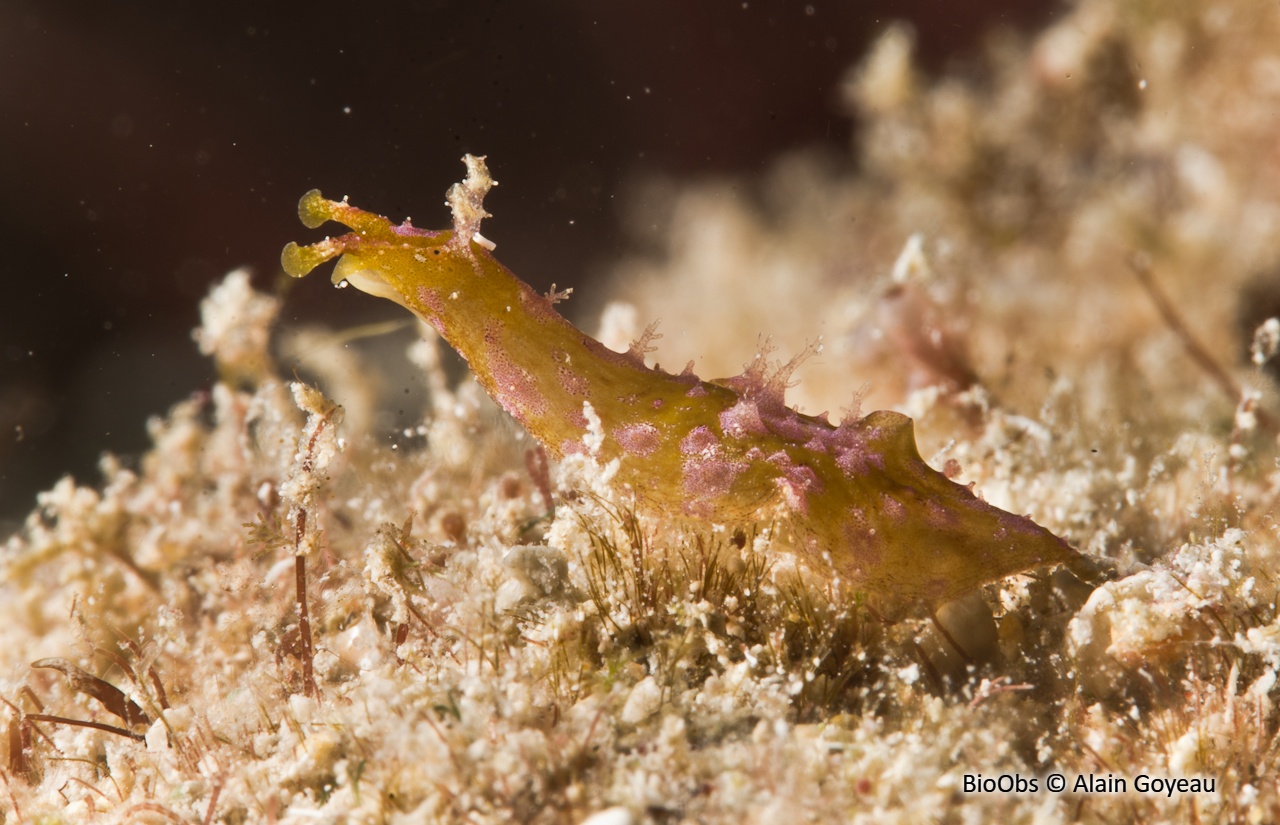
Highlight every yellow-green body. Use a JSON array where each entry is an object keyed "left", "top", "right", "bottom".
[{"left": 283, "top": 157, "right": 1080, "bottom": 614}]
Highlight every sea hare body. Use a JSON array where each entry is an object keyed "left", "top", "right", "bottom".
[{"left": 283, "top": 155, "right": 1081, "bottom": 614}]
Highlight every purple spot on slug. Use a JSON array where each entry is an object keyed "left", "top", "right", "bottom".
[
  {"left": 839, "top": 509, "right": 882, "bottom": 573},
  {"left": 682, "top": 456, "right": 749, "bottom": 515},
  {"left": 686, "top": 384, "right": 708, "bottom": 397},
  {"left": 926, "top": 499, "right": 959, "bottom": 530},
  {"left": 804, "top": 436, "right": 829, "bottom": 454},
  {"left": 835, "top": 445, "right": 871, "bottom": 477},
  {"left": 418, "top": 286, "right": 447, "bottom": 316},
  {"left": 880, "top": 492, "right": 906, "bottom": 523},
  {"left": 484, "top": 320, "right": 547, "bottom": 422},
  {"left": 796, "top": 419, "right": 882, "bottom": 478},
  {"left": 557, "top": 364, "right": 588, "bottom": 397},
  {"left": 763, "top": 410, "right": 815, "bottom": 443},
  {"left": 765, "top": 450, "right": 821, "bottom": 514},
  {"left": 719, "top": 398, "right": 768, "bottom": 439},
  {"left": 681, "top": 426, "right": 719, "bottom": 456},
  {"left": 390, "top": 223, "right": 436, "bottom": 238},
  {"left": 614, "top": 422, "right": 661, "bottom": 457},
  {"left": 420, "top": 314, "right": 445, "bottom": 336}
]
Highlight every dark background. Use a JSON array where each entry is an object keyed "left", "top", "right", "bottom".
[{"left": 0, "top": 0, "right": 1057, "bottom": 529}]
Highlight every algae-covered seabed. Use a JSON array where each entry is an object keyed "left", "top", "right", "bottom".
[{"left": 5, "top": 1, "right": 1280, "bottom": 822}]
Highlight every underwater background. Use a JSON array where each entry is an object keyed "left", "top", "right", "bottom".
[{"left": 0, "top": 0, "right": 1051, "bottom": 529}]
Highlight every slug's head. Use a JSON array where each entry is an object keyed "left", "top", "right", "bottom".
[
  {"left": 280, "top": 189, "right": 452, "bottom": 307},
  {"left": 281, "top": 155, "right": 498, "bottom": 310}
]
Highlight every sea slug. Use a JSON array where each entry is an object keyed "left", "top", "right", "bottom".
[{"left": 282, "top": 155, "right": 1082, "bottom": 615}]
